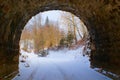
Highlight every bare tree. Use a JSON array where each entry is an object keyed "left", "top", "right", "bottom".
[
  {"left": 60, "top": 12, "right": 83, "bottom": 44},
  {"left": 60, "top": 12, "right": 89, "bottom": 44}
]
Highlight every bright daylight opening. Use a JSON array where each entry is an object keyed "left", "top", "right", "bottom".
[
  {"left": 13, "top": 10, "right": 111, "bottom": 80},
  {"left": 20, "top": 10, "right": 89, "bottom": 54}
]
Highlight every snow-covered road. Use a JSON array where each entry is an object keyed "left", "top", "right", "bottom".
[{"left": 13, "top": 47, "right": 112, "bottom": 80}]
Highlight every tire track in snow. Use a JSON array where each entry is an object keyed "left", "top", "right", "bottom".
[
  {"left": 41, "top": 61, "right": 64, "bottom": 80},
  {"left": 27, "top": 59, "right": 64, "bottom": 80},
  {"left": 28, "top": 61, "right": 47, "bottom": 80},
  {"left": 50, "top": 61, "right": 74, "bottom": 80},
  {"left": 26, "top": 58, "right": 45, "bottom": 80},
  {"left": 27, "top": 67, "right": 38, "bottom": 80}
]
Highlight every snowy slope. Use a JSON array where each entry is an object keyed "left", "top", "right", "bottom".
[{"left": 13, "top": 46, "right": 112, "bottom": 80}]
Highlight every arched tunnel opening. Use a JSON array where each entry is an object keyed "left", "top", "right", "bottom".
[
  {"left": 17, "top": 10, "right": 92, "bottom": 80},
  {"left": 0, "top": 0, "right": 120, "bottom": 79},
  {"left": 19, "top": 10, "right": 89, "bottom": 55}
]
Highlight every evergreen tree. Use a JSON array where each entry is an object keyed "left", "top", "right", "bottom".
[
  {"left": 59, "top": 37, "right": 66, "bottom": 47},
  {"left": 45, "top": 16, "right": 49, "bottom": 27},
  {"left": 66, "top": 31, "right": 74, "bottom": 47}
]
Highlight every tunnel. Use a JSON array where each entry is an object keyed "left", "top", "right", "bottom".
[{"left": 0, "top": 0, "right": 120, "bottom": 79}]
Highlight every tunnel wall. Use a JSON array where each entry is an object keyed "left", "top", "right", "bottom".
[{"left": 0, "top": 0, "right": 120, "bottom": 78}]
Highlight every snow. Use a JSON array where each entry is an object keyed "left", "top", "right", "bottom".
[{"left": 13, "top": 46, "right": 112, "bottom": 80}]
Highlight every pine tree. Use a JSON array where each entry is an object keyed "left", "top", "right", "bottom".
[
  {"left": 45, "top": 16, "right": 49, "bottom": 27},
  {"left": 66, "top": 31, "right": 74, "bottom": 47},
  {"left": 59, "top": 37, "right": 66, "bottom": 47}
]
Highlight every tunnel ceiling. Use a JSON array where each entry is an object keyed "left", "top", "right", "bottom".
[{"left": 0, "top": 0, "right": 120, "bottom": 66}]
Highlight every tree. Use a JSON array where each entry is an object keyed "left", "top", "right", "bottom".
[
  {"left": 61, "top": 12, "right": 78, "bottom": 44},
  {"left": 59, "top": 37, "right": 66, "bottom": 47},
  {"left": 20, "top": 27, "right": 31, "bottom": 52},
  {"left": 30, "top": 15, "right": 43, "bottom": 53},
  {"left": 60, "top": 12, "right": 89, "bottom": 44},
  {"left": 45, "top": 16, "right": 49, "bottom": 27},
  {"left": 66, "top": 31, "right": 74, "bottom": 47},
  {"left": 30, "top": 18, "right": 63, "bottom": 52}
]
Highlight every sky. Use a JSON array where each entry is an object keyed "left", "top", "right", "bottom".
[
  {"left": 41, "top": 10, "right": 61, "bottom": 22},
  {"left": 26, "top": 10, "right": 61, "bottom": 26}
]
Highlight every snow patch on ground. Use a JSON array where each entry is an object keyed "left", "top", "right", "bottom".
[{"left": 13, "top": 46, "right": 112, "bottom": 80}]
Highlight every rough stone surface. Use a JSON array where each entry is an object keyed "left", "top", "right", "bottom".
[{"left": 0, "top": 0, "right": 120, "bottom": 77}]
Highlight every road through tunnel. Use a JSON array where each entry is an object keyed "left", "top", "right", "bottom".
[{"left": 0, "top": 0, "right": 120, "bottom": 79}]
